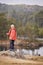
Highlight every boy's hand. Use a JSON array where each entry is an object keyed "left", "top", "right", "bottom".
[{"left": 6, "top": 33, "right": 9, "bottom": 35}]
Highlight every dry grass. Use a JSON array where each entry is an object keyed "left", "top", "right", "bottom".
[{"left": 0, "top": 55, "right": 43, "bottom": 65}]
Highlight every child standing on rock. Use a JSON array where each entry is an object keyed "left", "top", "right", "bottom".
[{"left": 6, "top": 24, "right": 17, "bottom": 51}]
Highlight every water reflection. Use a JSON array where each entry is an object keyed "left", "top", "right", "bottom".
[
  {"left": 0, "top": 44, "right": 43, "bottom": 56},
  {"left": 21, "top": 47, "right": 43, "bottom": 56},
  {"left": 38, "top": 47, "right": 43, "bottom": 56}
]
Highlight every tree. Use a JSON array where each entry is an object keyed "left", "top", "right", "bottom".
[
  {"left": 39, "top": 28, "right": 43, "bottom": 38},
  {"left": 0, "top": 13, "right": 8, "bottom": 40},
  {"left": 25, "top": 22, "right": 39, "bottom": 42}
]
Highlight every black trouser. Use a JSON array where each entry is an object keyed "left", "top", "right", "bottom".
[{"left": 10, "top": 40, "right": 15, "bottom": 51}]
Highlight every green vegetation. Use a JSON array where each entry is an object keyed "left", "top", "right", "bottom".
[{"left": 0, "top": 9, "right": 43, "bottom": 41}]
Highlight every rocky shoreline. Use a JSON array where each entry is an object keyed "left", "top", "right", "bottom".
[{"left": 0, "top": 50, "right": 43, "bottom": 65}]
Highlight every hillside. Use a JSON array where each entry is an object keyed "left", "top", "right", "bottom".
[
  {"left": 0, "top": 3, "right": 43, "bottom": 39},
  {"left": 0, "top": 3, "right": 43, "bottom": 26},
  {"left": 0, "top": 3, "right": 43, "bottom": 13}
]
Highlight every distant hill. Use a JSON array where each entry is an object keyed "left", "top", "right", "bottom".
[
  {"left": 0, "top": 3, "right": 43, "bottom": 13},
  {"left": 0, "top": 3, "right": 43, "bottom": 27}
]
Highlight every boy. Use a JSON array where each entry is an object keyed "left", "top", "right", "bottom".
[{"left": 6, "top": 24, "right": 17, "bottom": 51}]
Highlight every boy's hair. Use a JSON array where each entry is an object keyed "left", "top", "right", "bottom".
[{"left": 11, "top": 24, "right": 14, "bottom": 28}]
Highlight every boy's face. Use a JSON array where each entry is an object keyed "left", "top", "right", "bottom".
[{"left": 11, "top": 26, "right": 14, "bottom": 29}]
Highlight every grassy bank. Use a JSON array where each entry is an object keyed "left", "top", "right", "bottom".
[{"left": 0, "top": 55, "right": 43, "bottom": 65}]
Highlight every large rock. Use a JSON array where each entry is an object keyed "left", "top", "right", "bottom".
[{"left": 0, "top": 49, "right": 25, "bottom": 59}]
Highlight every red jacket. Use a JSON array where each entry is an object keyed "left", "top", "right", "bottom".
[{"left": 7, "top": 28, "right": 17, "bottom": 40}]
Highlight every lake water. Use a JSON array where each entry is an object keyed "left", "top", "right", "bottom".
[
  {"left": 0, "top": 43, "right": 43, "bottom": 56},
  {"left": 21, "top": 47, "right": 43, "bottom": 56}
]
